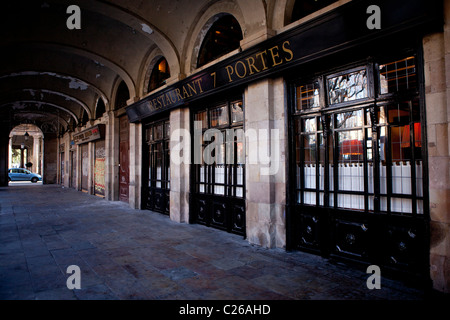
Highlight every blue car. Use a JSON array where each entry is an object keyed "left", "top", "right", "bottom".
[{"left": 8, "top": 168, "right": 42, "bottom": 183}]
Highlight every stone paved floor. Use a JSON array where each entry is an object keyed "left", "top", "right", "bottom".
[{"left": 0, "top": 184, "right": 430, "bottom": 301}]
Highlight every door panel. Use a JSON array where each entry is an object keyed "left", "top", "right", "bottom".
[
  {"left": 297, "top": 209, "right": 322, "bottom": 252},
  {"left": 144, "top": 121, "right": 170, "bottom": 215},
  {"left": 94, "top": 140, "right": 106, "bottom": 197},
  {"left": 119, "top": 116, "right": 129, "bottom": 202},
  {"left": 191, "top": 99, "right": 245, "bottom": 236},
  {"left": 119, "top": 141, "right": 129, "bottom": 202},
  {"left": 70, "top": 151, "right": 76, "bottom": 188},
  {"left": 332, "top": 216, "right": 370, "bottom": 260},
  {"left": 81, "top": 144, "right": 89, "bottom": 191},
  {"left": 60, "top": 153, "right": 65, "bottom": 184},
  {"left": 211, "top": 200, "right": 228, "bottom": 231},
  {"left": 231, "top": 201, "right": 245, "bottom": 235},
  {"left": 292, "top": 108, "right": 427, "bottom": 276}
]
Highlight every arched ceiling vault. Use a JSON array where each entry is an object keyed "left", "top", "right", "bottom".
[
  {"left": 0, "top": 0, "right": 271, "bottom": 134},
  {"left": 0, "top": 0, "right": 179, "bottom": 133}
]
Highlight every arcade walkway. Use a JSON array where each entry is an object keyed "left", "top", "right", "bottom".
[{"left": 0, "top": 184, "right": 427, "bottom": 300}]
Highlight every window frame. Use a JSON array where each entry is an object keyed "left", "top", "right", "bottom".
[
  {"left": 192, "top": 98, "right": 245, "bottom": 199},
  {"left": 145, "top": 119, "right": 171, "bottom": 191},
  {"left": 290, "top": 53, "right": 426, "bottom": 216}
]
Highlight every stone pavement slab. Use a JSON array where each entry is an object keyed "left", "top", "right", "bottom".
[{"left": 0, "top": 184, "right": 432, "bottom": 301}]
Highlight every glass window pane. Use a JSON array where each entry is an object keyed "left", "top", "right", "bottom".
[
  {"left": 391, "top": 198, "right": 412, "bottom": 213},
  {"left": 366, "top": 109, "right": 372, "bottom": 127},
  {"left": 231, "top": 101, "right": 244, "bottom": 124},
  {"left": 328, "top": 132, "right": 334, "bottom": 194},
  {"left": 391, "top": 125, "right": 410, "bottom": 162},
  {"left": 236, "top": 142, "right": 245, "bottom": 165},
  {"left": 416, "top": 200, "right": 424, "bottom": 214},
  {"left": 379, "top": 126, "right": 387, "bottom": 194},
  {"left": 303, "top": 191, "right": 316, "bottom": 205},
  {"left": 387, "top": 102, "right": 410, "bottom": 125},
  {"left": 328, "top": 69, "right": 368, "bottom": 105},
  {"left": 416, "top": 160, "right": 423, "bottom": 197},
  {"left": 337, "top": 130, "right": 364, "bottom": 192},
  {"left": 391, "top": 156, "right": 412, "bottom": 195},
  {"left": 194, "top": 110, "right": 208, "bottom": 129},
  {"left": 297, "top": 80, "right": 320, "bottom": 110},
  {"left": 147, "top": 127, "right": 153, "bottom": 142},
  {"left": 303, "top": 135, "right": 316, "bottom": 189},
  {"left": 236, "top": 165, "right": 244, "bottom": 185},
  {"left": 214, "top": 164, "right": 225, "bottom": 195},
  {"left": 337, "top": 194, "right": 364, "bottom": 210},
  {"left": 210, "top": 105, "right": 228, "bottom": 127},
  {"left": 216, "top": 143, "right": 225, "bottom": 165},
  {"left": 236, "top": 187, "right": 243, "bottom": 198},
  {"left": 164, "top": 121, "right": 170, "bottom": 139},
  {"left": 335, "top": 110, "right": 364, "bottom": 129},
  {"left": 379, "top": 56, "right": 417, "bottom": 94},
  {"left": 319, "top": 134, "right": 325, "bottom": 191},
  {"left": 155, "top": 143, "right": 162, "bottom": 188},
  {"left": 154, "top": 123, "right": 164, "bottom": 140},
  {"left": 302, "top": 118, "right": 317, "bottom": 133},
  {"left": 378, "top": 106, "right": 387, "bottom": 124}
]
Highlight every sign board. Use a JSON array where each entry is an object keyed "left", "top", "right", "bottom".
[
  {"left": 125, "top": 0, "right": 441, "bottom": 123},
  {"left": 73, "top": 124, "right": 105, "bottom": 145}
]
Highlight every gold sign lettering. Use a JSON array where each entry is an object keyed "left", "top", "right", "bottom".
[
  {"left": 148, "top": 78, "right": 204, "bottom": 111},
  {"left": 246, "top": 56, "right": 259, "bottom": 75},
  {"left": 268, "top": 45, "right": 283, "bottom": 67},
  {"left": 223, "top": 41, "right": 294, "bottom": 84},
  {"left": 140, "top": 41, "right": 293, "bottom": 115},
  {"left": 282, "top": 41, "right": 294, "bottom": 62}
]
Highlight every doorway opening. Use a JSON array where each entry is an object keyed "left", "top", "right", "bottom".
[{"left": 8, "top": 124, "right": 44, "bottom": 185}]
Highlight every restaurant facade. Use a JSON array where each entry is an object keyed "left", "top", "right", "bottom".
[{"left": 55, "top": 0, "right": 449, "bottom": 293}]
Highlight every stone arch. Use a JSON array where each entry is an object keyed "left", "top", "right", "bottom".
[
  {"left": 269, "top": 0, "right": 293, "bottom": 30},
  {"left": 183, "top": 0, "right": 268, "bottom": 74},
  {"left": 196, "top": 14, "right": 243, "bottom": 68},
  {"left": 9, "top": 124, "right": 44, "bottom": 174},
  {"left": 111, "top": 78, "right": 131, "bottom": 111},
  {"left": 95, "top": 97, "right": 106, "bottom": 119},
  {"left": 182, "top": 1, "right": 247, "bottom": 74},
  {"left": 138, "top": 46, "right": 174, "bottom": 97}
]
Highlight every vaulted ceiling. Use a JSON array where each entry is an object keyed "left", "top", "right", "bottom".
[
  {"left": 0, "top": 1, "right": 208, "bottom": 134},
  {"left": 0, "top": 0, "right": 287, "bottom": 135},
  {"left": 1, "top": 0, "right": 151, "bottom": 134}
]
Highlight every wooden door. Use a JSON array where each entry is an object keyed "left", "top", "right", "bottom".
[
  {"left": 81, "top": 144, "right": 89, "bottom": 192},
  {"left": 60, "top": 152, "right": 65, "bottom": 184},
  {"left": 94, "top": 140, "right": 106, "bottom": 197},
  {"left": 119, "top": 116, "right": 130, "bottom": 202},
  {"left": 70, "top": 151, "right": 76, "bottom": 189}
]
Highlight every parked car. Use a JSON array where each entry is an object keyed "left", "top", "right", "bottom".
[{"left": 8, "top": 168, "right": 42, "bottom": 183}]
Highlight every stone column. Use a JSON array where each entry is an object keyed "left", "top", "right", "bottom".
[
  {"left": 245, "top": 78, "right": 286, "bottom": 249},
  {"left": 9, "top": 138, "right": 12, "bottom": 169},
  {"left": 88, "top": 141, "right": 94, "bottom": 194},
  {"left": 128, "top": 122, "right": 142, "bottom": 209},
  {"left": 169, "top": 107, "right": 190, "bottom": 223},
  {"left": 107, "top": 112, "right": 120, "bottom": 201},
  {"left": 0, "top": 132, "right": 9, "bottom": 186},
  {"left": 76, "top": 144, "right": 81, "bottom": 190},
  {"left": 104, "top": 112, "right": 114, "bottom": 201},
  {"left": 33, "top": 136, "right": 40, "bottom": 174},
  {"left": 43, "top": 133, "right": 58, "bottom": 184},
  {"left": 423, "top": 1, "right": 450, "bottom": 293}
]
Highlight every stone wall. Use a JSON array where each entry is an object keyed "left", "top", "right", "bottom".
[
  {"left": 245, "top": 77, "right": 286, "bottom": 249},
  {"left": 43, "top": 133, "right": 58, "bottom": 184},
  {"left": 424, "top": 0, "right": 450, "bottom": 293},
  {"left": 170, "top": 107, "right": 191, "bottom": 223}
]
